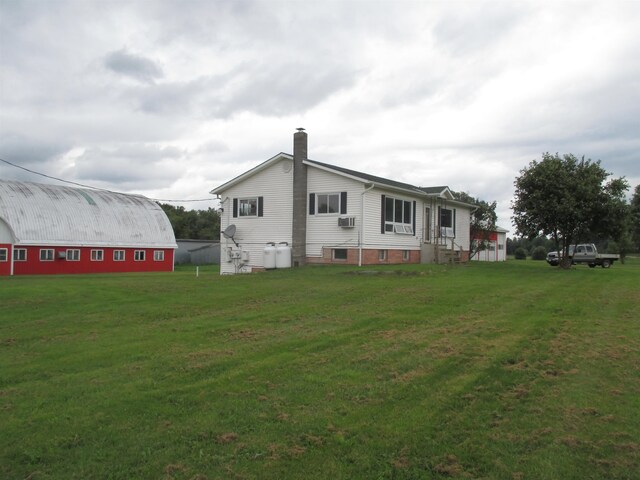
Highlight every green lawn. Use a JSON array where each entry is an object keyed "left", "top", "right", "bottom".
[{"left": 1, "top": 260, "right": 638, "bottom": 479}]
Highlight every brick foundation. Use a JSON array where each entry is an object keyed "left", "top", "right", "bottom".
[{"left": 307, "top": 248, "right": 421, "bottom": 265}]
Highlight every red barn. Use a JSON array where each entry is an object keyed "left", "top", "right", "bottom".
[{"left": 0, "top": 180, "right": 177, "bottom": 276}]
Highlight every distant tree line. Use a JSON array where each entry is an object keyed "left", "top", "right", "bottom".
[{"left": 159, "top": 203, "right": 221, "bottom": 240}]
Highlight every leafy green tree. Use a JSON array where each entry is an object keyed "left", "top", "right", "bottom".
[
  {"left": 453, "top": 191, "right": 497, "bottom": 260},
  {"left": 632, "top": 185, "right": 640, "bottom": 252},
  {"left": 159, "top": 203, "right": 220, "bottom": 240},
  {"left": 512, "top": 153, "right": 628, "bottom": 268}
]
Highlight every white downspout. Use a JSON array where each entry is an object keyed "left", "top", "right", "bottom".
[{"left": 359, "top": 183, "right": 375, "bottom": 267}]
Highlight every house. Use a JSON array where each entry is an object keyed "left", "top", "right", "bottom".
[
  {"left": 0, "top": 180, "right": 177, "bottom": 276},
  {"left": 471, "top": 226, "right": 508, "bottom": 262},
  {"left": 210, "top": 129, "right": 475, "bottom": 274}
]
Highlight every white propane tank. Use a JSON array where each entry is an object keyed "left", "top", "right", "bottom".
[
  {"left": 263, "top": 243, "right": 276, "bottom": 269},
  {"left": 275, "top": 242, "right": 292, "bottom": 269}
]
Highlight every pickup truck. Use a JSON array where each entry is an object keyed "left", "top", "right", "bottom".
[{"left": 546, "top": 243, "right": 619, "bottom": 268}]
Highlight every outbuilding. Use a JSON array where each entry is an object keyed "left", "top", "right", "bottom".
[{"left": 0, "top": 180, "right": 177, "bottom": 276}]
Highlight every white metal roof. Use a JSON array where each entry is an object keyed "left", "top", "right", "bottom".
[{"left": 0, "top": 180, "right": 177, "bottom": 248}]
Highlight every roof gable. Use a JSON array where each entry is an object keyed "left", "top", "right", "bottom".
[{"left": 210, "top": 153, "right": 292, "bottom": 194}]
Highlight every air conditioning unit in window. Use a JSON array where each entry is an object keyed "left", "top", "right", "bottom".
[
  {"left": 338, "top": 216, "right": 355, "bottom": 228},
  {"left": 440, "top": 227, "right": 454, "bottom": 238}
]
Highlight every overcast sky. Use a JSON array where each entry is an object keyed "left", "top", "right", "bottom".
[{"left": 1, "top": 0, "right": 639, "bottom": 230}]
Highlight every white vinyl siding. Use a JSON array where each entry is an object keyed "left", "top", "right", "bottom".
[
  {"left": 362, "top": 188, "right": 421, "bottom": 251},
  {"left": 306, "top": 168, "right": 361, "bottom": 257},
  {"left": 218, "top": 158, "right": 293, "bottom": 274}
]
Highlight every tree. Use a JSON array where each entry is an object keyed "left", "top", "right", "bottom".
[
  {"left": 453, "top": 191, "right": 497, "bottom": 260},
  {"left": 632, "top": 185, "right": 640, "bottom": 252},
  {"left": 159, "top": 203, "right": 220, "bottom": 240},
  {"left": 512, "top": 153, "right": 628, "bottom": 269}
]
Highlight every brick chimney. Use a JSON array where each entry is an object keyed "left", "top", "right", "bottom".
[{"left": 292, "top": 128, "right": 307, "bottom": 266}]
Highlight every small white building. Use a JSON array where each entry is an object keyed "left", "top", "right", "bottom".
[
  {"left": 471, "top": 226, "right": 508, "bottom": 262},
  {"left": 210, "top": 129, "right": 475, "bottom": 274}
]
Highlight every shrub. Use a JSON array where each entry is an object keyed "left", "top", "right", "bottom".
[
  {"left": 514, "top": 247, "right": 527, "bottom": 260},
  {"left": 531, "top": 246, "right": 547, "bottom": 260}
]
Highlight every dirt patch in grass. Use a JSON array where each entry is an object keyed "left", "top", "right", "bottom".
[
  {"left": 216, "top": 432, "right": 239, "bottom": 444},
  {"left": 433, "top": 454, "right": 468, "bottom": 477}
]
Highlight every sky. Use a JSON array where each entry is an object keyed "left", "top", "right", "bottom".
[{"left": 1, "top": 0, "right": 639, "bottom": 231}]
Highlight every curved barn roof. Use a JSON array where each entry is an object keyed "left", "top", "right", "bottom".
[{"left": 0, "top": 180, "right": 177, "bottom": 248}]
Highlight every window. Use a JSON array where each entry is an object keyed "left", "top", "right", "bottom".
[
  {"left": 239, "top": 198, "right": 258, "bottom": 216},
  {"left": 233, "top": 197, "right": 264, "bottom": 217},
  {"left": 333, "top": 249, "right": 348, "bottom": 260},
  {"left": 13, "top": 248, "right": 27, "bottom": 261},
  {"left": 403, "top": 250, "right": 410, "bottom": 261},
  {"left": 383, "top": 196, "right": 414, "bottom": 234},
  {"left": 498, "top": 244, "right": 504, "bottom": 251},
  {"left": 153, "top": 250, "right": 164, "bottom": 261},
  {"left": 309, "top": 192, "right": 347, "bottom": 215},
  {"left": 113, "top": 250, "right": 125, "bottom": 261},
  {"left": 134, "top": 250, "right": 146, "bottom": 261},
  {"left": 0, "top": 249, "right": 7, "bottom": 262},
  {"left": 379, "top": 249, "right": 387, "bottom": 261},
  {"left": 40, "top": 249, "right": 54, "bottom": 261},
  {"left": 66, "top": 249, "right": 80, "bottom": 261},
  {"left": 91, "top": 250, "right": 104, "bottom": 261},
  {"left": 317, "top": 193, "right": 340, "bottom": 214},
  {"left": 439, "top": 207, "right": 456, "bottom": 237}
]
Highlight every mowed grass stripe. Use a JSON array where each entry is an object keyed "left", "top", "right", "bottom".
[{"left": 1, "top": 260, "right": 638, "bottom": 479}]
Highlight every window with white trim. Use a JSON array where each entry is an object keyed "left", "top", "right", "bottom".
[
  {"left": 378, "top": 249, "right": 387, "bottom": 261},
  {"left": 439, "top": 207, "right": 455, "bottom": 237},
  {"left": 13, "top": 248, "right": 27, "bottom": 261},
  {"left": 66, "top": 249, "right": 80, "bottom": 261},
  {"left": 40, "top": 249, "right": 54, "bottom": 261},
  {"left": 134, "top": 250, "right": 146, "bottom": 261},
  {"left": 309, "top": 192, "right": 347, "bottom": 215},
  {"left": 232, "top": 197, "right": 263, "bottom": 218},
  {"left": 0, "top": 248, "right": 7, "bottom": 262},
  {"left": 113, "top": 250, "right": 125, "bottom": 261},
  {"left": 403, "top": 250, "right": 410, "bottom": 261},
  {"left": 384, "top": 196, "right": 414, "bottom": 234},
  {"left": 239, "top": 198, "right": 258, "bottom": 216},
  {"left": 91, "top": 249, "right": 104, "bottom": 261},
  {"left": 153, "top": 250, "right": 164, "bottom": 261},
  {"left": 317, "top": 193, "right": 340, "bottom": 214}
]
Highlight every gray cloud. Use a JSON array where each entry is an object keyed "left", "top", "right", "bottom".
[
  {"left": 1, "top": 0, "right": 639, "bottom": 225},
  {"left": 104, "top": 49, "right": 163, "bottom": 84},
  {"left": 68, "top": 144, "right": 184, "bottom": 189}
]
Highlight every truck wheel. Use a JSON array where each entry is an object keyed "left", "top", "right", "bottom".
[
  {"left": 588, "top": 263, "right": 596, "bottom": 268},
  {"left": 601, "top": 260, "right": 611, "bottom": 268}
]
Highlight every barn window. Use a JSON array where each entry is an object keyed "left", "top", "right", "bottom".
[
  {"left": 134, "top": 250, "right": 146, "bottom": 261},
  {"left": 153, "top": 250, "right": 164, "bottom": 261},
  {"left": 66, "top": 249, "right": 80, "bottom": 261},
  {"left": 91, "top": 250, "right": 104, "bottom": 261},
  {"left": 13, "top": 249, "right": 27, "bottom": 261},
  {"left": 40, "top": 249, "right": 54, "bottom": 261},
  {"left": 0, "top": 249, "right": 7, "bottom": 262},
  {"left": 113, "top": 250, "right": 125, "bottom": 262}
]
